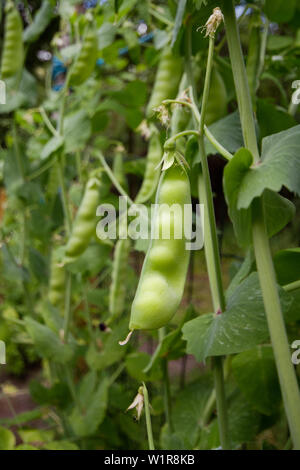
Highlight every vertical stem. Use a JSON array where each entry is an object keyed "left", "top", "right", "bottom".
[
  {"left": 196, "top": 34, "right": 230, "bottom": 449},
  {"left": 159, "top": 328, "right": 174, "bottom": 432},
  {"left": 62, "top": 270, "right": 72, "bottom": 342},
  {"left": 222, "top": 0, "right": 300, "bottom": 449},
  {"left": 143, "top": 383, "right": 155, "bottom": 450}
]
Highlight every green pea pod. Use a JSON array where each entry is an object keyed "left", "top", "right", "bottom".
[
  {"left": 64, "top": 173, "right": 102, "bottom": 264},
  {"left": 1, "top": 1, "right": 24, "bottom": 79},
  {"left": 129, "top": 164, "right": 191, "bottom": 330},
  {"left": 49, "top": 249, "right": 65, "bottom": 307},
  {"left": 109, "top": 238, "right": 131, "bottom": 322},
  {"left": 135, "top": 125, "right": 162, "bottom": 204},
  {"left": 146, "top": 47, "right": 182, "bottom": 117},
  {"left": 69, "top": 26, "right": 98, "bottom": 86},
  {"left": 205, "top": 67, "right": 227, "bottom": 126}
]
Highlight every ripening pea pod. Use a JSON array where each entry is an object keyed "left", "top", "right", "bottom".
[
  {"left": 69, "top": 26, "right": 98, "bottom": 86},
  {"left": 135, "top": 125, "right": 162, "bottom": 204},
  {"left": 1, "top": 1, "right": 24, "bottom": 79},
  {"left": 146, "top": 47, "right": 183, "bottom": 117},
  {"left": 129, "top": 164, "right": 192, "bottom": 331},
  {"left": 108, "top": 238, "right": 131, "bottom": 323},
  {"left": 48, "top": 249, "right": 65, "bottom": 307},
  {"left": 205, "top": 67, "right": 227, "bottom": 126},
  {"left": 64, "top": 173, "right": 102, "bottom": 264}
]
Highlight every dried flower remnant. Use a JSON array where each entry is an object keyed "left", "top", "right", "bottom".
[
  {"left": 126, "top": 386, "right": 144, "bottom": 420},
  {"left": 200, "top": 7, "right": 224, "bottom": 38}
]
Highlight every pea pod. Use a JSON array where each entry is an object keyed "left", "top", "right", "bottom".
[
  {"left": 129, "top": 164, "right": 191, "bottom": 330},
  {"left": 64, "top": 173, "right": 102, "bottom": 264},
  {"left": 69, "top": 26, "right": 98, "bottom": 86},
  {"left": 109, "top": 238, "right": 131, "bottom": 322},
  {"left": 146, "top": 47, "right": 182, "bottom": 117},
  {"left": 205, "top": 67, "right": 227, "bottom": 126},
  {"left": 49, "top": 249, "right": 65, "bottom": 307},
  {"left": 1, "top": 1, "right": 24, "bottom": 79},
  {"left": 135, "top": 125, "right": 162, "bottom": 204},
  {"left": 113, "top": 152, "right": 128, "bottom": 191}
]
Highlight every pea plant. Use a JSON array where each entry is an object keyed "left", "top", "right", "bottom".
[{"left": 0, "top": 0, "right": 300, "bottom": 451}]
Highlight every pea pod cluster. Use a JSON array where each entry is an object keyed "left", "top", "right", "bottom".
[
  {"left": 64, "top": 173, "right": 102, "bottom": 264},
  {"left": 146, "top": 47, "right": 182, "bottom": 117},
  {"left": 49, "top": 249, "right": 65, "bottom": 307},
  {"left": 69, "top": 26, "right": 98, "bottom": 86},
  {"left": 135, "top": 126, "right": 162, "bottom": 204},
  {"left": 129, "top": 164, "right": 191, "bottom": 331},
  {"left": 1, "top": 1, "right": 24, "bottom": 79}
]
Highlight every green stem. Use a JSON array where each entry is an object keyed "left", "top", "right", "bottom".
[
  {"left": 194, "top": 33, "right": 230, "bottom": 449},
  {"left": 142, "top": 383, "right": 155, "bottom": 450},
  {"left": 222, "top": 0, "right": 300, "bottom": 449},
  {"left": 204, "top": 125, "right": 233, "bottom": 161},
  {"left": 57, "top": 154, "right": 72, "bottom": 235},
  {"left": 158, "top": 328, "right": 173, "bottom": 432},
  {"left": 283, "top": 279, "right": 300, "bottom": 293},
  {"left": 63, "top": 270, "right": 72, "bottom": 342}
]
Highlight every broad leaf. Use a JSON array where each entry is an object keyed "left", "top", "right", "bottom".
[
  {"left": 25, "top": 318, "right": 74, "bottom": 364},
  {"left": 273, "top": 248, "right": 300, "bottom": 285},
  {"left": 69, "top": 379, "right": 109, "bottom": 437},
  {"left": 63, "top": 110, "right": 91, "bottom": 153},
  {"left": 232, "top": 346, "right": 281, "bottom": 415},
  {"left": 264, "top": 0, "right": 296, "bottom": 23},
  {"left": 182, "top": 273, "right": 291, "bottom": 362},
  {"left": 236, "top": 126, "right": 300, "bottom": 209},
  {"left": 0, "top": 426, "right": 15, "bottom": 450}
]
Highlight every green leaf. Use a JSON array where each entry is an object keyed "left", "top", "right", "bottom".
[
  {"left": 274, "top": 248, "right": 300, "bottom": 285},
  {"left": 63, "top": 110, "right": 92, "bottom": 153},
  {"left": 25, "top": 318, "right": 74, "bottom": 364},
  {"left": 232, "top": 346, "right": 281, "bottom": 415},
  {"left": 257, "top": 99, "right": 296, "bottom": 139},
  {"left": 226, "top": 250, "right": 254, "bottom": 301},
  {"left": 227, "top": 392, "right": 261, "bottom": 448},
  {"left": 264, "top": 0, "right": 296, "bottom": 23},
  {"left": 29, "top": 380, "right": 71, "bottom": 408},
  {"left": 266, "top": 35, "right": 294, "bottom": 51},
  {"left": 86, "top": 318, "right": 128, "bottom": 371},
  {"left": 41, "top": 135, "right": 64, "bottom": 160},
  {"left": 182, "top": 273, "right": 291, "bottom": 362},
  {"left": 23, "top": 1, "right": 55, "bottom": 43},
  {"left": 0, "top": 426, "right": 16, "bottom": 450},
  {"left": 97, "top": 23, "right": 117, "bottom": 50},
  {"left": 237, "top": 126, "right": 300, "bottom": 209},
  {"left": 66, "top": 244, "right": 111, "bottom": 277},
  {"left": 223, "top": 148, "right": 295, "bottom": 246},
  {"left": 167, "top": 377, "right": 213, "bottom": 448},
  {"left": 18, "top": 429, "right": 54, "bottom": 445},
  {"left": 171, "top": 0, "right": 187, "bottom": 48},
  {"left": 204, "top": 111, "right": 244, "bottom": 156},
  {"left": 69, "top": 379, "right": 109, "bottom": 437},
  {"left": 44, "top": 441, "right": 79, "bottom": 450},
  {"left": 0, "top": 408, "right": 43, "bottom": 427},
  {"left": 125, "top": 352, "right": 162, "bottom": 382}
]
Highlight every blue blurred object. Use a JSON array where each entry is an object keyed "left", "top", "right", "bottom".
[{"left": 51, "top": 31, "right": 154, "bottom": 89}]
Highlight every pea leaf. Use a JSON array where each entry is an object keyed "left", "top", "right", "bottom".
[
  {"left": 63, "top": 110, "right": 92, "bottom": 153},
  {"left": 204, "top": 111, "right": 244, "bottom": 156},
  {"left": 273, "top": 248, "right": 300, "bottom": 285},
  {"left": 23, "top": 1, "right": 56, "bottom": 43},
  {"left": 44, "top": 441, "right": 79, "bottom": 450},
  {"left": 41, "top": 135, "right": 64, "bottom": 160},
  {"left": 233, "top": 126, "right": 300, "bottom": 210},
  {"left": 264, "top": 0, "right": 296, "bottom": 23},
  {"left": 86, "top": 318, "right": 128, "bottom": 371},
  {"left": 0, "top": 426, "right": 16, "bottom": 450},
  {"left": 25, "top": 317, "right": 75, "bottom": 364},
  {"left": 69, "top": 379, "right": 109, "bottom": 437},
  {"left": 125, "top": 352, "right": 162, "bottom": 382},
  {"left": 232, "top": 346, "right": 281, "bottom": 415},
  {"left": 182, "top": 273, "right": 292, "bottom": 362},
  {"left": 223, "top": 148, "right": 295, "bottom": 246},
  {"left": 171, "top": 0, "right": 187, "bottom": 48}
]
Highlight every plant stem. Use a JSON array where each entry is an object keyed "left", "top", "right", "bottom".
[
  {"left": 63, "top": 270, "right": 72, "bottom": 342},
  {"left": 142, "top": 383, "right": 155, "bottom": 450},
  {"left": 193, "top": 31, "right": 230, "bottom": 449},
  {"left": 158, "top": 327, "right": 173, "bottom": 432},
  {"left": 222, "top": 0, "right": 300, "bottom": 449},
  {"left": 283, "top": 279, "right": 300, "bottom": 293}
]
